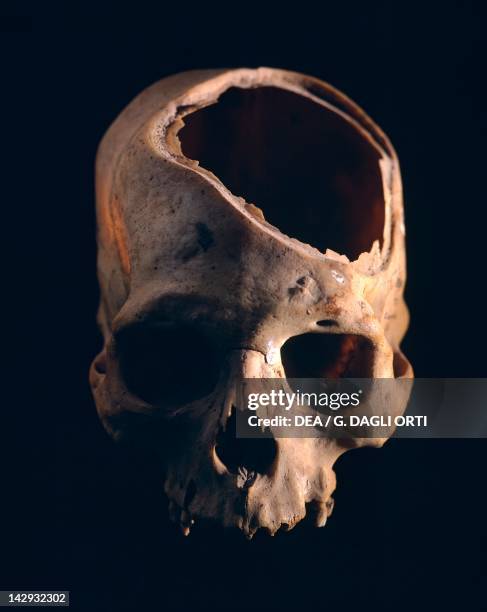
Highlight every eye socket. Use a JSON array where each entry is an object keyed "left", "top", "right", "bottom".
[
  {"left": 115, "top": 323, "right": 223, "bottom": 407},
  {"left": 281, "top": 332, "right": 374, "bottom": 378}
]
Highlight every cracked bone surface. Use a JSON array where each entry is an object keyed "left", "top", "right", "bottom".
[{"left": 90, "top": 68, "right": 412, "bottom": 538}]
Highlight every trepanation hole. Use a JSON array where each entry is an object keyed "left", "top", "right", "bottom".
[{"left": 178, "top": 86, "right": 385, "bottom": 261}]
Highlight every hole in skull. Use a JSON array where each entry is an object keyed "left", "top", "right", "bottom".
[
  {"left": 393, "top": 350, "right": 411, "bottom": 378},
  {"left": 215, "top": 409, "right": 277, "bottom": 478},
  {"left": 316, "top": 319, "right": 338, "bottom": 327},
  {"left": 179, "top": 87, "right": 385, "bottom": 260},
  {"left": 281, "top": 333, "right": 374, "bottom": 378},
  {"left": 116, "top": 323, "right": 222, "bottom": 407},
  {"left": 93, "top": 351, "right": 107, "bottom": 375}
]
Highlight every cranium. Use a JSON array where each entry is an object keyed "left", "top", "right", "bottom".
[{"left": 90, "top": 68, "right": 412, "bottom": 537}]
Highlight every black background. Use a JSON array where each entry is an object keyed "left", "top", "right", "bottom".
[{"left": 2, "top": 3, "right": 486, "bottom": 611}]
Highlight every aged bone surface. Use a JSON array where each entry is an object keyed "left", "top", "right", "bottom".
[{"left": 90, "top": 68, "right": 412, "bottom": 538}]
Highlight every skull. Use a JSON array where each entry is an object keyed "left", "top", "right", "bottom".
[{"left": 90, "top": 68, "right": 412, "bottom": 537}]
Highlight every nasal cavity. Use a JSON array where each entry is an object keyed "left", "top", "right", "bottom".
[{"left": 215, "top": 409, "right": 277, "bottom": 477}]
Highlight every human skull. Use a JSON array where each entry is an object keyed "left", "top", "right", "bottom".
[{"left": 90, "top": 68, "right": 412, "bottom": 537}]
